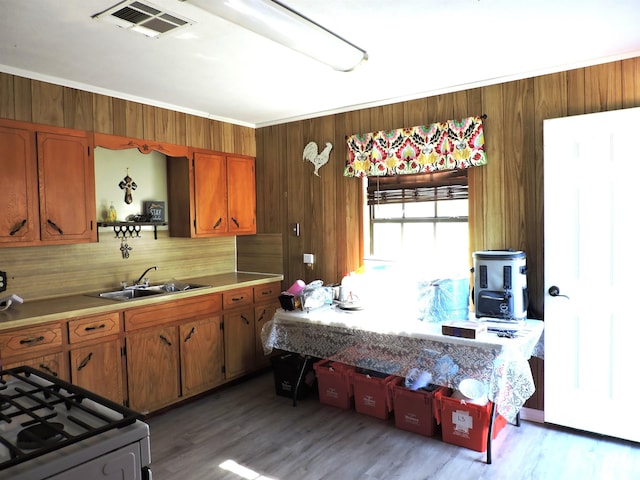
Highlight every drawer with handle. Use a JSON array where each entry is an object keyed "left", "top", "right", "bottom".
[
  {"left": 253, "top": 282, "right": 281, "bottom": 304},
  {"left": 0, "top": 323, "right": 62, "bottom": 358},
  {"left": 223, "top": 287, "right": 253, "bottom": 310},
  {"left": 68, "top": 312, "right": 120, "bottom": 344}
]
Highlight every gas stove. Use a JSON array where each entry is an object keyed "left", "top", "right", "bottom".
[{"left": 0, "top": 366, "right": 151, "bottom": 480}]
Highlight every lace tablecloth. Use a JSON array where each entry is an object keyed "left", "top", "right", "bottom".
[{"left": 262, "top": 306, "right": 544, "bottom": 422}]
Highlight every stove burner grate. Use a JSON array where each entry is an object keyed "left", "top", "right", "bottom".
[
  {"left": 16, "top": 422, "right": 65, "bottom": 450},
  {"left": 0, "top": 366, "right": 143, "bottom": 472}
]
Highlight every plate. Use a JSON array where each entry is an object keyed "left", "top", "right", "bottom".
[{"left": 336, "top": 301, "right": 364, "bottom": 311}]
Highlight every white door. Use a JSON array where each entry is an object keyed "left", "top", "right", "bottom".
[{"left": 543, "top": 107, "right": 640, "bottom": 442}]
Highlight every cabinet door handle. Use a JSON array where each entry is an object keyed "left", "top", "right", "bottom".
[
  {"left": 85, "top": 324, "right": 106, "bottom": 332},
  {"left": 77, "top": 352, "right": 93, "bottom": 371},
  {"left": 241, "top": 314, "right": 250, "bottom": 325},
  {"left": 231, "top": 217, "right": 239, "bottom": 228},
  {"left": 159, "top": 334, "right": 172, "bottom": 346},
  {"left": 213, "top": 217, "right": 222, "bottom": 229},
  {"left": 10, "top": 219, "right": 27, "bottom": 236},
  {"left": 184, "top": 327, "right": 195, "bottom": 342},
  {"left": 47, "top": 219, "right": 64, "bottom": 234},
  {"left": 19, "top": 335, "right": 45, "bottom": 345},
  {"left": 39, "top": 364, "right": 58, "bottom": 377},
  {"left": 231, "top": 296, "right": 245, "bottom": 303},
  {"left": 257, "top": 309, "right": 266, "bottom": 322},
  {"left": 260, "top": 290, "right": 272, "bottom": 297}
]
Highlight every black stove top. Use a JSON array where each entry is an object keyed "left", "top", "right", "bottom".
[{"left": 0, "top": 366, "right": 143, "bottom": 472}]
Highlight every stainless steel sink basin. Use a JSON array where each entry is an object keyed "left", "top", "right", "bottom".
[
  {"left": 87, "top": 283, "right": 210, "bottom": 302},
  {"left": 97, "top": 288, "right": 165, "bottom": 301}
]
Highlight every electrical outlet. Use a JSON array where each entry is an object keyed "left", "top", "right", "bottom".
[{"left": 0, "top": 271, "right": 6, "bottom": 292}]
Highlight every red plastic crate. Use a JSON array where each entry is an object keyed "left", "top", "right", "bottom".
[
  {"left": 439, "top": 395, "right": 507, "bottom": 452},
  {"left": 393, "top": 383, "right": 451, "bottom": 437},
  {"left": 353, "top": 371, "right": 399, "bottom": 420},
  {"left": 313, "top": 359, "right": 355, "bottom": 409}
]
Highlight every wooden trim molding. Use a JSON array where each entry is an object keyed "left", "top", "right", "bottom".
[
  {"left": 93, "top": 132, "right": 188, "bottom": 157},
  {"left": 519, "top": 407, "right": 544, "bottom": 424}
]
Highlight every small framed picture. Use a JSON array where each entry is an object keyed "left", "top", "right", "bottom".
[{"left": 144, "top": 201, "right": 165, "bottom": 223}]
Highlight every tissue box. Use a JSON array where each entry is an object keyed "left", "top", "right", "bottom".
[{"left": 441, "top": 321, "right": 487, "bottom": 339}]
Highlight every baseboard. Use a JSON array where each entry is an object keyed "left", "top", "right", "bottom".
[{"left": 519, "top": 407, "right": 544, "bottom": 423}]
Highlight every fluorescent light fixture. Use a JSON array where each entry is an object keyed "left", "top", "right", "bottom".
[{"left": 184, "top": 0, "right": 368, "bottom": 71}]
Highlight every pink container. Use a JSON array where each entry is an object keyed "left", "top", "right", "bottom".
[{"left": 286, "top": 279, "right": 305, "bottom": 296}]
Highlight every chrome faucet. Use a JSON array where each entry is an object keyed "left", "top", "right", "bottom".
[{"left": 134, "top": 266, "right": 158, "bottom": 286}]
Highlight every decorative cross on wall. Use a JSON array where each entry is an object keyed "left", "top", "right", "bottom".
[
  {"left": 120, "top": 239, "right": 132, "bottom": 259},
  {"left": 118, "top": 168, "right": 137, "bottom": 204}
]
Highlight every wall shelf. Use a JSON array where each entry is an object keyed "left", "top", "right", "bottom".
[{"left": 97, "top": 222, "right": 167, "bottom": 240}]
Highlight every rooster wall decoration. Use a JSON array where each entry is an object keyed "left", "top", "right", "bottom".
[{"left": 303, "top": 141, "right": 333, "bottom": 176}]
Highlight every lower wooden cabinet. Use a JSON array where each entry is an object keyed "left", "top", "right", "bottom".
[
  {"left": 254, "top": 302, "right": 278, "bottom": 369},
  {"left": 0, "top": 281, "right": 282, "bottom": 414},
  {"left": 223, "top": 282, "right": 281, "bottom": 379},
  {"left": 124, "top": 294, "right": 224, "bottom": 412},
  {"left": 180, "top": 316, "right": 224, "bottom": 397},
  {"left": 2, "top": 352, "right": 65, "bottom": 380},
  {"left": 70, "top": 340, "right": 124, "bottom": 404},
  {"left": 126, "top": 325, "right": 181, "bottom": 413},
  {"left": 0, "top": 322, "right": 66, "bottom": 380},
  {"left": 223, "top": 307, "right": 256, "bottom": 380},
  {"left": 66, "top": 311, "right": 123, "bottom": 403}
]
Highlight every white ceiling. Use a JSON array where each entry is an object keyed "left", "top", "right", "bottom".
[{"left": 1, "top": 0, "right": 640, "bottom": 128}]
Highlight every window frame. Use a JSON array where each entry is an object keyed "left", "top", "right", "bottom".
[{"left": 364, "top": 170, "right": 469, "bottom": 262}]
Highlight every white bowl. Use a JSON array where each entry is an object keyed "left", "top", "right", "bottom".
[{"left": 453, "top": 378, "right": 488, "bottom": 405}]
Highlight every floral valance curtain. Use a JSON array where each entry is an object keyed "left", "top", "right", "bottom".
[{"left": 344, "top": 115, "right": 487, "bottom": 177}]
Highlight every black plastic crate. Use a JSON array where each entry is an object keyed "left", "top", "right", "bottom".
[{"left": 271, "top": 353, "right": 317, "bottom": 399}]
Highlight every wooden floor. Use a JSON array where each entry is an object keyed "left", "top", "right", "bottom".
[{"left": 147, "top": 371, "right": 640, "bottom": 480}]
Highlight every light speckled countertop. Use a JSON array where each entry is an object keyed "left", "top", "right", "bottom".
[{"left": 0, "top": 272, "right": 283, "bottom": 331}]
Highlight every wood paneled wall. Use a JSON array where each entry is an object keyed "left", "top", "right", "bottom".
[
  {"left": 1, "top": 232, "right": 236, "bottom": 300},
  {"left": 0, "top": 73, "right": 255, "bottom": 156},
  {"left": 256, "top": 57, "right": 640, "bottom": 319},
  {"left": 255, "top": 57, "right": 640, "bottom": 411},
  {"left": 2, "top": 59, "right": 640, "bottom": 409},
  {"left": 0, "top": 73, "right": 256, "bottom": 300}
]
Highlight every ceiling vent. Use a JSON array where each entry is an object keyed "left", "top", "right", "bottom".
[{"left": 93, "top": 1, "right": 193, "bottom": 38}]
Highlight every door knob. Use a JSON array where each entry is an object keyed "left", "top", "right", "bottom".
[{"left": 548, "top": 286, "right": 569, "bottom": 299}]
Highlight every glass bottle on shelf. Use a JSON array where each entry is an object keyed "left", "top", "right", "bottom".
[{"left": 107, "top": 202, "right": 117, "bottom": 222}]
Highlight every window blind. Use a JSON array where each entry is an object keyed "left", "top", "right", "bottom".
[{"left": 367, "top": 169, "right": 468, "bottom": 205}]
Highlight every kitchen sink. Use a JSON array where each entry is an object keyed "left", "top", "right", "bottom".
[
  {"left": 97, "top": 288, "right": 165, "bottom": 301},
  {"left": 86, "top": 283, "right": 211, "bottom": 302}
]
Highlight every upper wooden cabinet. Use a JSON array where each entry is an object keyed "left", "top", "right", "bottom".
[
  {"left": 37, "top": 131, "right": 96, "bottom": 243},
  {"left": 0, "top": 125, "right": 39, "bottom": 244},
  {"left": 227, "top": 155, "right": 256, "bottom": 235},
  {"left": 0, "top": 119, "right": 96, "bottom": 247},
  {"left": 193, "top": 151, "right": 228, "bottom": 236},
  {"left": 168, "top": 149, "right": 256, "bottom": 237}
]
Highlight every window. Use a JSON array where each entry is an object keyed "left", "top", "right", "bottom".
[{"left": 364, "top": 170, "right": 469, "bottom": 275}]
